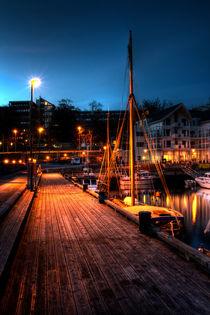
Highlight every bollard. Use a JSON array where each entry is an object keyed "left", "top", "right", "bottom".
[
  {"left": 99, "top": 191, "right": 106, "bottom": 204},
  {"left": 139, "top": 211, "right": 151, "bottom": 234},
  {"left": 83, "top": 184, "right": 88, "bottom": 191}
]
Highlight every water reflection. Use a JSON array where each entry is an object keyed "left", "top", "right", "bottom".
[{"left": 137, "top": 188, "right": 210, "bottom": 250}]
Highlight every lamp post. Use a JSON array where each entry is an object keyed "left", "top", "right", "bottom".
[
  {"left": 13, "top": 129, "right": 18, "bottom": 152},
  {"left": 29, "top": 78, "right": 41, "bottom": 190},
  {"left": 77, "top": 126, "right": 82, "bottom": 151},
  {"left": 38, "top": 127, "right": 44, "bottom": 156}
]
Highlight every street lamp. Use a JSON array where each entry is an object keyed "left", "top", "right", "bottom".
[
  {"left": 13, "top": 129, "right": 18, "bottom": 152},
  {"left": 38, "top": 127, "right": 44, "bottom": 155},
  {"left": 77, "top": 126, "right": 82, "bottom": 151},
  {"left": 28, "top": 78, "right": 41, "bottom": 190}
]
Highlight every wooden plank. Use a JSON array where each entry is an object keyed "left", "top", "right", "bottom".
[{"left": 1, "top": 173, "right": 210, "bottom": 315}]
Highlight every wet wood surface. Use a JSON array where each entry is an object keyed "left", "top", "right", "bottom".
[{"left": 0, "top": 173, "right": 210, "bottom": 314}]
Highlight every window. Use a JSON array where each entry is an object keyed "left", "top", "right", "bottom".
[
  {"left": 166, "top": 129, "right": 170, "bottom": 136},
  {"left": 167, "top": 141, "right": 171, "bottom": 147},
  {"left": 166, "top": 118, "right": 170, "bottom": 125},
  {"left": 136, "top": 131, "right": 144, "bottom": 136},
  {"left": 136, "top": 142, "right": 144, "bottom": 147}
]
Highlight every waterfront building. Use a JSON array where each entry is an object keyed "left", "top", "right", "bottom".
[{"left": 135, "top": 103, "right": 210, "bottom": 163}]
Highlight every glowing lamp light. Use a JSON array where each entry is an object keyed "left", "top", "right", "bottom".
[
  {"left": 33, "top": 159, "right": 37, "bottom": 163},
  {"left": 18, "top": 160, "right": 22, "bottom": 164},
  {"left": 4, "top": 159, "right": 9, "bottom": 164},
  {"left": 82, "top": 151, "right": 86, "bottom": 156},
  {"left": 77, "top": 126, "right": 82, "bottom": 132},
  {"left": 38, "top": 127, "right": 44, "bottom": 133},
  {"left": 13, "top": 129, "right": 18, "bottom": 135},
  {"left": 64, "top": 153, "right": 67, "bottom": 157},
  {"left": 12, "top": 160, "right": 16, "bottom": 164},
  {"left": 103, "top": 146, "right": 107, "bottom": 150},
  {"left": 46, "top": 156, "right": 50, "bottom": 160},
  {"left": 30, "top": 78, "right": 41, "bottom": 88}
]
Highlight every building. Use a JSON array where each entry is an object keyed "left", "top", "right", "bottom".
[
  {"left": 36, "top": 97, "right": 55, "bottom": 129},
  {"left": 9, "top": 101, "right": 33, "bottom": 127},
  {"left": 9, "top": 97, "right": 55, "bottom": 129},
  {"left": 135, "top": 103, "right": 210, "bottom": 163}
]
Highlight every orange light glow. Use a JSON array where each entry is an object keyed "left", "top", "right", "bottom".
[
  {"left": 18, "top": 160, "right": 22, "bottom": 164},
  {"left": 103, "top": 146, "right": 107, "bottom": 150},
  {"left": 183, "top": 196, "right": 187, "bottom": 208},
  {"left": 46, "top": 156, "right": 50, "bottom": 160},
  {"left": 4, "top": 159, "right": 9, "bottom": 164},
  {"left": 13, "top": 129, "right": 18, "bottom": 135},
  {"left": 144, "top": 149, "right": 147, "bottom": 153},
  {"left": 12, "top": 160, "right": 16, "bottom": 164},
  {"left": 82, "top": 151, "right": 86, "bottom": 156},
  {"left": 192, "top": 194, "right": 197, "bottom": 224},
  {"left": 77, "top": 126, "right": 82, "bottom": 132},
  {"left": 33, "top": 159, "right": 37, "bottom": 163},
  {"left": 64, "top": 153, "right": 67, "bottom": 157},
  {"left": 38, "top": 127, "right": 44, "bottom": 133},
  {"left": 28, "top": 158, "right": 32, "bottom": 161}
]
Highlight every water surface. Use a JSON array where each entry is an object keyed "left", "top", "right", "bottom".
[{"left": 137, "top": 188, "right": 210, "bottom": 250}]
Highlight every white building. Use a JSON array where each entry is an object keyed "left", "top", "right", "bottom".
[{"left": 135, "top": 103, "right": 210, "bottom": 163}]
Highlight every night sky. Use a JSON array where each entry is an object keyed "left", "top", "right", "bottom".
[{"left": 1, "top": 0, "right": 210, "bottom": 110}]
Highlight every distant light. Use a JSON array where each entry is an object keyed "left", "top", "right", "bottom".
[
  {"left": 82, "top": 151, "right": 86, "bottom": 155},
  {"left": 28, "top": 157, "right": 32, "bottom": 161},
  {"left": 33, "top": 159, "right": 37, "bottom": 163},
  {"left": 46, "top": 156, "right": 50, "bottom": 160},
  {"left": 10, "top": 142, "right": 13, "bottom": 146},
  {"left": 0, "top": 141, "right": 2, "bottom": 145},
  {"left": 64, "top": 153, "right": 67, "bottom": 157},
  {"left": 13, "top": 129, "right": 18, "bottom": 135},
  {"left": 4, "top": 159, "right": 9, "bottom": 164},
  {"left": 30, "top": 78, "right": 41, "bottom": 88},
  {"left": 103, "top": 146, "right": 107, "bottom": 150},
  {"left": 12, "top": 160, "right": 16, "bottom": 164},
  {"left": 144, "top": 149, "right": 147, "bottom": 153},
  {"left": 18, "top": 160, "right": 22, "bottom": 164},
  {"left": 38, "top": 127, "right": 44, "bottom": 133}
]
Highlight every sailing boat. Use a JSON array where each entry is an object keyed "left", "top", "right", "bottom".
[{"left": 110, "top": 31, "right": 184, "bottom": 234}]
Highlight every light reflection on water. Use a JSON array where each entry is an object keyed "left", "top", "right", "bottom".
[{"left": 137, "top": 188, "right": 210, "bottom": 250}]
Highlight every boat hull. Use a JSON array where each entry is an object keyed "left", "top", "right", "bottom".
[
  {"left": 195, "top": 179, "right": 210, "bottom": 189},
  {"left": 120, "top": 178, "right": 154, "bottom": 190}
]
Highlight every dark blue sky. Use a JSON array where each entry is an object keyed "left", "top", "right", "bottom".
[{"left": 1, "top": 0, "right": 210, "bottom": 110}]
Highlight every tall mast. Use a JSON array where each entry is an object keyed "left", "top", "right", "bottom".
[
  {"left": 128, "top": 30, "right": 135, "bottom": 206},
  {"left": 107, "top": 110, "right": 110, "bottom": 199}
]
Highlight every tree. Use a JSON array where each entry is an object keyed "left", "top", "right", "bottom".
[
  {"left": 49, "top": 99, "right": 80, "bottom": 144},
  {"left": 142, "top": 98, "right": 173, "bottom": 114},
  {"left": 88, "top": 100, "right": 103, "bottom": 112}
]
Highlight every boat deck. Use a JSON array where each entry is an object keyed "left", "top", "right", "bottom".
[{"left": 0, "top": 173, "right": 210, "bottom": 314}]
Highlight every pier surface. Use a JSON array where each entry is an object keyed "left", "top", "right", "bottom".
[{"left": 0, "top": 173, "right": 210, "bottom": 314}]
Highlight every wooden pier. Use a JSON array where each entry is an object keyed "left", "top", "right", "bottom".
[{"left": 0, "top": 173, "right": 210, "bottom": 314}]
